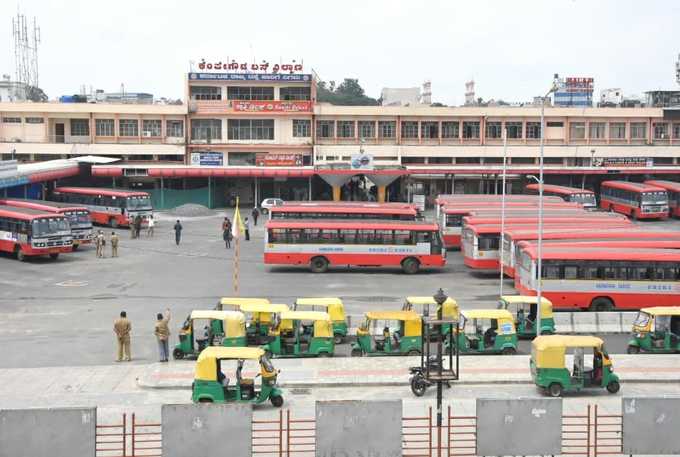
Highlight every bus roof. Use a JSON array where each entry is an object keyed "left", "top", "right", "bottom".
[
  {"left": 467, "top": 220, "right": 631, "bottom": 234},
  {"left": 283, "top": 201, "right": 416, "bottom": 209},
  {"left": 442, "top": 204, "right": 580, "bottom": 214},
  {"left": 270, "top": 205, "right": 416, "bottom": 215},
  {"left": 644, "top": 180, "right": 680, "bottom": 193},
  {"left": 525, "top": 183, "right": 595, "bottom": 195},
  {"left": 504, "top": 228, "right": 640, "bottom": 241},
  {"left": 521, "top": 246, "right": 680, "bottom": 262},
  {"left": 464, "top": 215, "right": 629, "bottom": 226},
  {"left": 266, "top": 219, "right": 440, "bottom": 231},
  {"left": 0, "top": 198, "right": 88, "bottom": 213},
  {"left": 601, "top": 181, "right": 667, "bottom": 193},
  {"left": 436, "top": 194, "right": 563, "bottom": 203},
  {"left": 54, "top": 187, "right": 150, "bottom": 197},
  {"left": 0, "top": 205, "right": 67, "bottom": 220},
  {"left": 518, "top": 239, "right": 680, "bottom": 250}
]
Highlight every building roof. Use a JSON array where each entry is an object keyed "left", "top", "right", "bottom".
[{"left": 0, "top": 101, "right": 186, "bottom": 115}]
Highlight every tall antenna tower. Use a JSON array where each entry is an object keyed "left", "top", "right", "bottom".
[{"left": 12, "top": 11, "right": 41, "bottom": 94}]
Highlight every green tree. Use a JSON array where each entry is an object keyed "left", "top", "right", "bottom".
[{"left": 317, "top": 78, "right": 379, "bottom": 106}]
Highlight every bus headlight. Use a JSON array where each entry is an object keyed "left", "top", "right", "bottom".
[{"left": 35, "top": 242, "right": 45, "bottom": 247}]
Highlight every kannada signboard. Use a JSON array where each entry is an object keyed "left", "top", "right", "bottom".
[
  {"left": 594, "top": 157, "right": 653, "bottom": 168},
  {"left": 189, "top": 73, "right": 311, "bottom": 82},
  {"left": 197, "top": 60, "right": 303, "bottom": 73},
  {"left": 190, "top": 152, "right": 224, "bottom": 167},
  {"left": 255, "top": 153, "right": 303, "bottom": 167},
  {"left": 233, "top": 100, "right": 312, "bottom": 113}
]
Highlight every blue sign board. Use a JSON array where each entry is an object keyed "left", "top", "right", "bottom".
[
  {"left": 190, "top": 152, "right": 223, "bottom": 167},
  {"left": 189, "top": 73, "right": 311, "bottom": 82},
  {"left": 0, "top": 175, "right": 29, "bottom": 189}
]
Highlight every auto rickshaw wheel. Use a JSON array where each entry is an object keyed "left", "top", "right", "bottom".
[
  {"left": 626, "top": 345, "right": 640, "bottom": 354},
  {"left": 407, "top": 349, "right": 421, "bottom": 356},
  {"left": 172, "top": 348, "right": 184, "bottom": 360},
  {"left": 548, "top": 383, "right": 562, "bottom": 397},
  {"left": 502, "top": 347, "right": 516, "bottom": 355},
  {"left": 334, "top": 334, "right": 343, "bottom": 345},
  {"left": 318, "top": 352, "right": 331, "bottom": 357},
  {"left": 606, "top": 380, "right": 620, "bottom": 394},
  {"left": 271, "top": 395, "right": 284, "bottom": 407},
  {"left": 350, "top": 348, "right": 363, "bottom": 357},
  {"left": 410, "top": 375, "right": 427, "bottom": 397},
  {"left": 198, "top": 398, "right": 213, "bottom": 403}
]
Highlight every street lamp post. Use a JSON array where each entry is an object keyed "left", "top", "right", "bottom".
[
  {"left": 433, "top": 288, "right": 447, "bottom": 430},
  {"left": 499, "top": 128, "right": 508, "bottom": 297}
]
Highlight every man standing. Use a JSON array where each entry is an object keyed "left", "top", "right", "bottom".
[
  {"left": 110, "top": 231, "right": 119, "bottom": 258},
  {"left": 147, "top": 215, "right": 155, "bottom": 237},
  {"left": 154, "top": 308, "right": 171, "bottom": 362},
  {"left": 251, "top": 207, "right": 259, "bottom": 226},
  {"left": 95, "top": 231, "right": 102, "bottom": 258},
  {"left": 97, "top": 230, "right": 106, "bottom": 258},
  {"left": 134, "top": 215, "right": 143, "bottom": 239},
  {"left": 114, "top": 311, "right": 131, "bottom": 362},
  {"left": 244, "top": 217, "right": 250, "bottom": 241},
  {"left": 173, "top": 220, "right": 182, "bottom": 246}
]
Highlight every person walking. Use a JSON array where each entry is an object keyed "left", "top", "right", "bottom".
[
  {"left": 146, "top": 215, "right": 155, "bottom": 237},
  {"left": 96, "top": 230, "right": 106, "bottom": 258},
  {"left": 95, "top": 231, "right": 102, "bottom": 258},
  {"left": 114, "top": 311, "right": 131, "bottom": 362},
  {"left": 134, "top": 215, "right": 143, "bottom": 239},
  {"left": 110, "top": 231, "right": 119, "bottom": 258},
  {"left": 154, "top": 308, "right": 171, "bottom": 362},
  {"left": 173, "top": 220, "right": 182, "bottom": 246},
  {"left": 251, "top": 207, "right": 259, "bottom": 226},
  {"left": 244, "top": 217, "right": 250, "bottom": 241}
]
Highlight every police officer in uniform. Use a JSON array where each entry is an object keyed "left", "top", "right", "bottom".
[{"left": 114, "top": 311, "right": 132, "bottom": 362}]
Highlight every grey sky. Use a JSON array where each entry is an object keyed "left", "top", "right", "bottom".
[{"left": 3, "top": 0, "right": 679, "bottom": 105}]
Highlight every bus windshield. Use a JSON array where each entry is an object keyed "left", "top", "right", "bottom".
[
  {"left": 32, "top": 218, "right": 70, "bottom": 237},
  {"left": 126, "top": 196, "right": 152, "bottom": 210},
  {"left": 641, "top": 192, "right": 668, "bottom": 206},
  {"left": 65, "top": 211, "right": 92, "bottom": 226}
]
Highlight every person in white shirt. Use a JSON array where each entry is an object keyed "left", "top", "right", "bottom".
[{"left": 147, "top": 215, "right": 155, "bottom": 237}]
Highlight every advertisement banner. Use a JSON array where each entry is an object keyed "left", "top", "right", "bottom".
[
  {"left": 189, "top": 73, "right": 311, "bottom": 82},
  {"left": 594, "top": 157, "right": 653, "bottom": 168},
  {"left": 190, "top": 152, "right": 224, "bottom": 167},
  {"left": 350, "top": 153, "right": 374, "bottom": 170},
  {"left": 233, "top": 100, "right": 312, "bottom": 113},
  {"left": 256, "top": 153, "right": 303, "bottom": 167}
]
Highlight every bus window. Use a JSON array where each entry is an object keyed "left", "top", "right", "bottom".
[
  {"left": 564, "top": 266, "right": 578, "bottom": 280},
  {"left": 542, "top": 265, "right": 560, "bottom": 279},
  {"left": 416, "top": 231, "right": 432, "bottom": 243},
  {"left": 394, "top": 230, "right": 410, "bottom": 245}
]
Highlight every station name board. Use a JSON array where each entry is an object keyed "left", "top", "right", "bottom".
[
  {"left": 189, "top": 73, "right": 311, "bottom": 82},
  {"left": 233, "top": 100, "right": 312, "bottom": 113},
  {"left": 256, "top": 153, "right": 303, "bottom": 167},
  {"left": 197, "top": 59, "right": 303, "bottom": 74}
]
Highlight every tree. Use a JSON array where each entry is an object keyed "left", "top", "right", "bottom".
[
  {"left": 317, "top": 78, "right": 379, "bottom": 106},
  {"left": 26, "top": 86, "right": 47, "bottom": 102}
]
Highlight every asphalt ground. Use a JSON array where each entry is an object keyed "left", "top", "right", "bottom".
[{"left": 0, "top": 209, "right": 677, "bottom": 368}]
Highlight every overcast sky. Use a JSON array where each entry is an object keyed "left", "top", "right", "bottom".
[{"left": 2, "top": 0, "right": 679, "bottom": 105}]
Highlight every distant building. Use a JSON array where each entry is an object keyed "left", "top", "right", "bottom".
[
  {"left": 599, "top": 88, "right": 623, "bottom": 107},
  {"left": 645, "top": 90, "right": 680, "bottom": 108},
  {"left": 464, "top": 81, "right": 475, "bottom": 105},
  {"left": 0, "top": 75, "right": 29, "bottom": 102},
  {"left": 380, "top": 87, "right": 420, "bottom": 106},
  {"left": 100, "top": 92, "right": 154, "bottom": 104},
  {"left": 554, "top": 77, "right": 594, "bottom": 107}
]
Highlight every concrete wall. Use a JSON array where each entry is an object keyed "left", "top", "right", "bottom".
[
  {"left": 0, "top": 407, "right": 96, "bottom": 457},
  {"left": 623, "top": 397, "right": 680, "bottom": 454}
]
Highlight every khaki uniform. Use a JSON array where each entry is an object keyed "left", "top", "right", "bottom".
[
  {"left": 96, "top": 233, "right": 105, "bottom": 258},
  {"left": 154, "top": 311, "right": 171, "bottom": 362},
  {"left": 111, "top": 233, "right": 119, "bottom": 257},
  {"left": 114, "top": 317, "right": 132, "bottom": 361}
]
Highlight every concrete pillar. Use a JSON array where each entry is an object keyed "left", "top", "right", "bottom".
[
  {"left": 377, "top": 185, "right": 386, "bottom": 203},
  {"left": 160, "top": 177, "right": 165, "bottom": 209},
  {"left": 208, "top": 176, "right": 212, "bottom": 209},
  {"left": 332, "top": 185, "right": 341, "bottom": 201}
]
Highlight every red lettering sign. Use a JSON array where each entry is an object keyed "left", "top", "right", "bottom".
[
  {"left": 233, "top": 100, "right": 312, "bottom": 112},
  {"left": 256, "top": 154, "right": 304, "bottom": 167}
]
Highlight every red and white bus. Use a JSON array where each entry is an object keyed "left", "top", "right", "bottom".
[
  {"left": 435, "top": 194, "right": 565, "bottom": 218},
  {"left": 269, "top": 203, "right": 418, "bottom": 220},
  {"left": 51, "top": 187, "right": 153, "bottom": 228},
  {"left": 516, "top": 245, "right": 680, "bottom": 310},
  {"left": 264, "top": 219, "right": 445, "bottom": 274},
  {"left": 525, "top": 183, "right": 597, "bottom": 209},
  {"left": 599, "top": 181, "right": 669, "bottom": 219},
  {"left": 644, "top": 180, "right": 680, "bottom": 217},
  {"left": 0, "top": 205, "right": 73, "bottom": 261},
  {"left": 0, "top": 198, "right": 93, "bottom": 248}
]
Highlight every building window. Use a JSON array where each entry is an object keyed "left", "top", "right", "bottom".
[
  {"left": 142, "top": 120, "right": 162, "bottom": 137},
  {"left": 421, "top": 122, "right": 438, "bottom": 139},
  {"left": 336, "top": 121, "right": 355, "bottom": 138},
  {"left": 228, "top": 152, "right": 256, "bottom": 166},
  {"left": 358, "top": 121, "right": 375, "bottom": 138},
  {"left": 279, "top": 87, "right": 311, "bottom": 101},
  {"left": 512, "top": 157, "right": 535, "bottom": 164},
  {"left": 589, "top": 122, "right": 606, "bottom": 139},
  {"left": 292, "top": 119, "right": 311, "bottom": 137},
  {"left": 570, "top": 122, "right": 586, "bottom": 139},
  {"left": 673, "top": 123, "right": 680, "bottom": 139},
  {"left": 25, "top": 117, "right": 44, "bottom": 124},
  {"left": 441, "top": 121, "right": 459, "bottom": 139},
  {"left": 428, "top": 157, "right": 453, "bottom": 164},
  {"left": 96, "top": 119, "right": 115, "bottom": 136},
  {"left": 227, "top": 119, "right": 275, "bottom": 140},
  {"left": 2, "top": 117, "right": 21, "bottom": 123},
  {"left": 544, "top": 157, "right": 564, "bottom": 165},
  {"left": 505, "top": 122, "right": 522, "bottom": 139},
  {"left": 485, "top": 121, "right": 502, "bottom": 139},
  {"left": 610, "top": 122, "right": 625, "bottom": 139},
  {"left": 316, "top": 121, "right": 334, "bottom": 138},
  {"left": 191, "top": 119, "right": 222, "bottom": 141},
  {"left": 227, "top": 86, "right": 274, "bottom": 100},
  {"left": 546, "top": 121, "right": 564, "bottom": 127},
  {"left": 401, "top": 121, "right": 419, "bottom": 138},
  {"left": 402, "top": 157, "right": 426, "bottom": 164},
  {"left": 166, "top": 120, "right": 184, "bottom": 137},
  {"left": 119, "top": 119, "right": 139, "bottom": 137},
  {"left": 526, "top": 122, "right": 541, "bottom": 139},
  {"left": 654, "top": 122, "right": 669, "bottom": 139},
  {"left": 70, "top": 119, "right": 90, "bottom": 136},
  {"left": 190, "top": 86, "right": 221, "bottom": 100},
  {"left": 378, "top": 121, "right": 396, "bottom": 138},
  {"left": 630, "top": 122, "right": 646, "bottom": 139},
  {"left": 462, "top": 121, "right": 480, "bottom": 139}
]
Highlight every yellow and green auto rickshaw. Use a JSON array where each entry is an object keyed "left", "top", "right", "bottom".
[
  {"left": 627, "top": 306, "right": 680, "bottom": 354},
  {"left": 531, "top": 335, "right": 620, "bottom": 397},
  {"left": 216, "top": 297, "right": 271, "bottom": 311},
  {"left": 263, "top": 311, "right": 335, "bottom": 358},
  {"left": 449, "top": 309, "right": 518, "bottom": 355},
  {"left": 173, "top": 310, "right": 246, "bottom": 359},
  {"left": 236, "top": 303, "right": 290, "bottom": 344},
  {"left": 498, "top": 295, "right": 555, "bottom": 338},
  {"left": 403, "top": 296, "right": 459, "bottom": 335},
  {"left": 294, "top": 297, "right": 347, "bottom": 344},
  {"left": 192, "top": 347, "right": 283, "bottom": 407},
  {"left": 351, "top": 311, "right": 422, "bottom": 357}
]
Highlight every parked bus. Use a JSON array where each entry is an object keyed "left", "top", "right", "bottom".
[
  {"left": 435, "top": 194, "right": 565, "bottom": 218},
  {"left": 269, "top": 203, "right": 418, "bottom": 221},
  {"left": 516, "top": 245, "right": 680, "bottom": 311},
  {"left": 0, "top": 198, "right": 93, "bottom": 248},
  {"left": 0, "top": 205, "right": 73, "bottom": 261},
  {"left": 644, "top": 180, "right": 680, "bottom": 217},
  {"left": 462, "top": 211, "right": 628, "bottom": 228},
  {"left": 599, "top": 181, "right": 668, "bottom": 219},
  {"left": 264, "top": 219, "right": 445, "bottom": 274},
  {"left": 525, "top": 184, "right": 597, "bottom": 209},
  {"left": 51, "top": 187, "right": 153, "bottom": 228}
]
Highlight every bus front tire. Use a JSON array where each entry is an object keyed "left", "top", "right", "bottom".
[
  {"left": 310, "top": 256, "right": 329, "bottom": 273},
  {"left": 548, "top": 383, "right": 562, "bottom": 397},
  {"left": 590, "top": 297, "right": 614, "bottom": 312},
  {"left": 49, "top": 253, "right": 59, "bottom": 260},
  {"left": 401, "top": 257, "right": 420, "bottom": 274}
]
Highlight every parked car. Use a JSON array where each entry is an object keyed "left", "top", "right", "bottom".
[{"left": 260, "top": 198, "right": 284, "bottom": 214}]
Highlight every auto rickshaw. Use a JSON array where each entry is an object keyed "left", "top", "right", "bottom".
[
  {"left": 351, "top": 311, "right": 422, "bottom": 356},
  {"left": 237, "top": 303, "right": 290, "bottom": 344},
  {"left": 448, "top": 309, "right": 518, "bottom": 355},
  {"left": 263, "top": 311, "right": 335, "bottom": 358},
  {"left": 294, "top": 297, "right": 347, "bottom": 344},
  {"left": 216, "top": 297, "right": 271, "bottom": 311},
  {"left": 530, "top": 335, "right": 620, "bottom": 397},
  {"left": 192, "top": 347, "right": 283, "bottom": 407},
  {"left": 627, "top": 306, "right": 680, "bottom": 354},
  {"left": 403, "top": 296, "right": 459, "bottom": 335},
  {"left": 498, "top": 295, "right": 555, "bottom": 338},
  {"left": 173, "top": 310, "right": 247, "bottom": 359}
]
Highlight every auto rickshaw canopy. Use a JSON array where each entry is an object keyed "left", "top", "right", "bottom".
[
  {"left": 189, "top": 310, "right": 246, "bottom": 337},
  {"left": 404, "top": 296, "right": 459, "bottom": 320},
  {"left": 239, "top": 303, "right": 290, "bottom": 325},
  {"left": 294, "top": 297, "right": 346, "bottom": 322},
  {"left": 499, "top": 295, "right": 554, "bottom": 318},
  {"left": 280, "top": 311, "right": 333, "bottom": 338},
  {"left": 532, "top": 335, "right": 604, "bottom": 369},
  {"left": 639, "top": 306, "right": 680, "bottom": 317},
  {"left": 461, "top": 309, "right": 516, "bottom": 334},
  {"left": 220, "top": 297, "right": 271, "bottom": 308},
  {"left": 195, "top": 346, "right": 266, "bottom": 381},
  {"left": 365, "top": 310, "right": 422, "bottom": 337}
]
